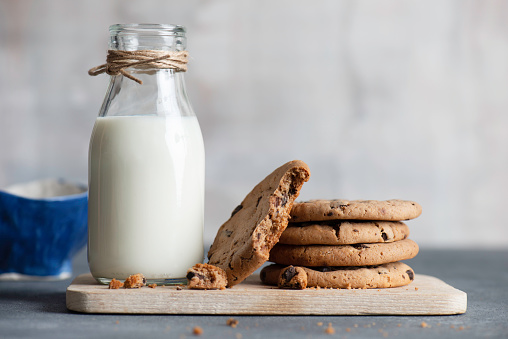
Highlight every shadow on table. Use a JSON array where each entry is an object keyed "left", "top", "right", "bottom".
[{"left": 0, "top": 289, "right": 69, "bottom": 314}]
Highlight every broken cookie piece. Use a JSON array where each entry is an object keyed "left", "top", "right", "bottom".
[
  {"left": 186, "top": 263, "right": 228, "bottom": 290},
  {"left": 123, "top": 273, "right": 146, "bottom": 288},
  {"left": 278, "top": 265, "right": 308, "bottom": 289}
]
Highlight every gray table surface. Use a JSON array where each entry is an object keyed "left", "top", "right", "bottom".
[{"left": 1, "top": 248, "right": 507, "bottom": 339}]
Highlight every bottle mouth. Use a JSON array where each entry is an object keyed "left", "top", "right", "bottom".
[
  {"left": 110, "top": 24, "right": 186, "bottom": 36},
  {"left": 109, "top": 24, "right": 186, "bottom": 51}
]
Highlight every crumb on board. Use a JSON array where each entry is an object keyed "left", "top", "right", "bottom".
[
  {"left": 420, "top": 321, "right": 430, "bottom": 328},
  {"left": 148, "top": 283, "right": 157, "bottom": 288},
  {"left": 227, "top": 318, "right": 239, "bottom": 328},
  {"left": 192, "top": 326, "right": 203, "bottom": 335},
  {"left": 123, "top": 273, "right": 146, "bottom": 288},
  {"left": 108, "top": 278, "right": 124, "bottom": 289},
  {"left": 317, "top": 322, "right": 323, "bottom": 326}
]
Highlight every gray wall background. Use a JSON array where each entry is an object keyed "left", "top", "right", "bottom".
[{"left": 1, "top": 0, "right": 507, "bottom": 248}]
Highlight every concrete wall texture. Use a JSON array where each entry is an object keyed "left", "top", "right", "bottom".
[{"left": 1, "top": 0, "right": 507, "bottom": 248}]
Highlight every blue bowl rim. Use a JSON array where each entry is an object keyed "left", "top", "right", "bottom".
[{"left": 0, "top": 183, "right": 88, "bottom": 202}]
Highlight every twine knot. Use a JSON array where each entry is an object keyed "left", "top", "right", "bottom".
[{"left": 88, "top": 50, "right": 189, "bottom": 84}]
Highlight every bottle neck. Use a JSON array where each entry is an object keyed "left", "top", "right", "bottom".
[
  {"left": 98, "top": 24, "right": 194, "bottom": 118},
  {"left": 99, "top": 69, "right": 193, "bottom": 118}
]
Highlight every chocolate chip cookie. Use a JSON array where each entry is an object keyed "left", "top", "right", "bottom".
[
  {"left": 260, "top": 261, "right": 415, "bottom": 289},
  {"left": 278, "top": 221, "right": 409, "bottom": 245},
  {"left": 207, "top": 160, "right": 311, "bottom": 287},
  {"left": 269, "top": 239, "right": 419, "bottom": 267},
  {"left": 290, "top": 199, "right": 422, "bottom": 222}
]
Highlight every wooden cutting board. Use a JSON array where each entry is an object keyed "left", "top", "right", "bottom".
[{"left": 66, "top": 273, "right": 466, "bottom": 315}]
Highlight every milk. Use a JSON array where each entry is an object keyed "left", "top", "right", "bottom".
[{"left": 88, "top": 115, "right": 204, "bottom": 283}]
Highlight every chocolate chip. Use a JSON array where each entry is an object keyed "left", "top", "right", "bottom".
[
  {"left": 352, "top": 244, "right": 370, "bottom": 249},
  {"left": 281, "top": 194, "right": 288, "bottom": 207},
  {"left": 231, "top": 204, "right": 243, "bottom": 217},
  {"left": 406, "top": 270, "right": 414, "bottom": 281},
  {"left": 353, "top": 229, "right": 359, "bottom": 232},
  {"left": 256, "top": 196, "right": 262, "bottom": 207},
  {"left": 282, "top": 266, "right": 298, "bottom": 281},
  {"left": 381, "top": 232, "right": 388, "bottom": 241},
  {"left": 332, "top": 225, "right": 341, "bottom": 238},
  {"left": 326, "top": 212, "right": 334, "bottom": 216},
  {"left": 289, "top": 185, "right": 297, "bottom": 196},
  {"left": 186, "top": 272, "right": 196, "bottom": 280},
  {"left": 225, "top": 230, "right": 233, "bottom": 237}
]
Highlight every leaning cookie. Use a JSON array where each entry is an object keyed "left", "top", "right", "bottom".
[
  {"left": 290, "top": 199, "right": 422, "bottom": 222},
  {"left": 279, "top": 221, "right": 409, "bottom": 245},
  {"left": 207, "top": 160, "right": 311, "bottom": 287},
  {"left": 186, "top": 263, "right": 228, "bottom": 290},
  {"left": 269, "top": 239, "right": 419, "bottom": 267},
  {"left": 261, "top": 262, "right": 415, "bottom": 289}
]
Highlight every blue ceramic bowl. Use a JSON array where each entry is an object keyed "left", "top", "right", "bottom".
[{"left": 0, "top": 179, "right": 87, "bottom": 280}]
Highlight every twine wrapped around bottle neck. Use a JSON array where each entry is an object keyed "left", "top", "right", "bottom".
[{"left": 88, "top": 50, "right": 189, "bottom": 84}]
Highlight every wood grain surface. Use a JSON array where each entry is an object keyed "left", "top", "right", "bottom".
[{"left": 66, "top": 273, "right": 467, "bottom": 315}]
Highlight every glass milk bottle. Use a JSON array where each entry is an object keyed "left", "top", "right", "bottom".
[{"left": 87, "top": 24, "right": 204, "bottom": 285}]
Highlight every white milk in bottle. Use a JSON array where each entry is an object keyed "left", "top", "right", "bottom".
[{"left": 87, "top": 24, "right": 204, "bottom": 285}]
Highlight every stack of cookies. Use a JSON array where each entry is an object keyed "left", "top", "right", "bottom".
[{"left": 261, "top": 199, "right": 422, "bottom": 289}]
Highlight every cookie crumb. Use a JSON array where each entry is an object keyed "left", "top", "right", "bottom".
[
  {"left": 346, "top": 328, "right": 351, "bottom": 332},
  {"left": 300, "top": 326, "right": 305, "bottom": 330},
  {"left": 324, "top": 324, "right": 335, "bottom": 335},
  {"left": 109, "top": 278, "right": 124, "bottom": 289},
  {"left": 148, "top": 283, "right": 157, "bottom": 288},
  {"left": 317, "top": 322, "right": 323, "bottom": 326},
  {"left": 235, "top": 333, "right": 242, "bottom": 339},
  {"left": 450, "top": 325, "right": 455, "bottom": 329},
  {"left": 354, "top": 324, "right": 358, "bottom": 328},
  {"left": 115, "top": 320, "right": 119, "bottom": 324},
  {"left": 397, "top": 323, "right": 402, "bottom": 327},
  {"left": 123, "top": 273, "right": 146, "bottom": 288},
  {"left": 176, "top": 286, "right": 183, "bottom": 290},
  {"left": 420, "top": 322, "right": 430, "bottom": 328},
  {"left": 415, "top": 287, "right": 419, "bottom": 291},
  {"left": 458, "top": 326, "right": 465, "bottom": 331},
  {"left": 227, "top": 318, "right": 239, "bottom": 328},
  {"left": 192, "top": 326, "right": 203, "bottom": 335}
]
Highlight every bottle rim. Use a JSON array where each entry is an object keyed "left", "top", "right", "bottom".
[{"left": 109, "top": 24, "right": 186, "bottom": 36}]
